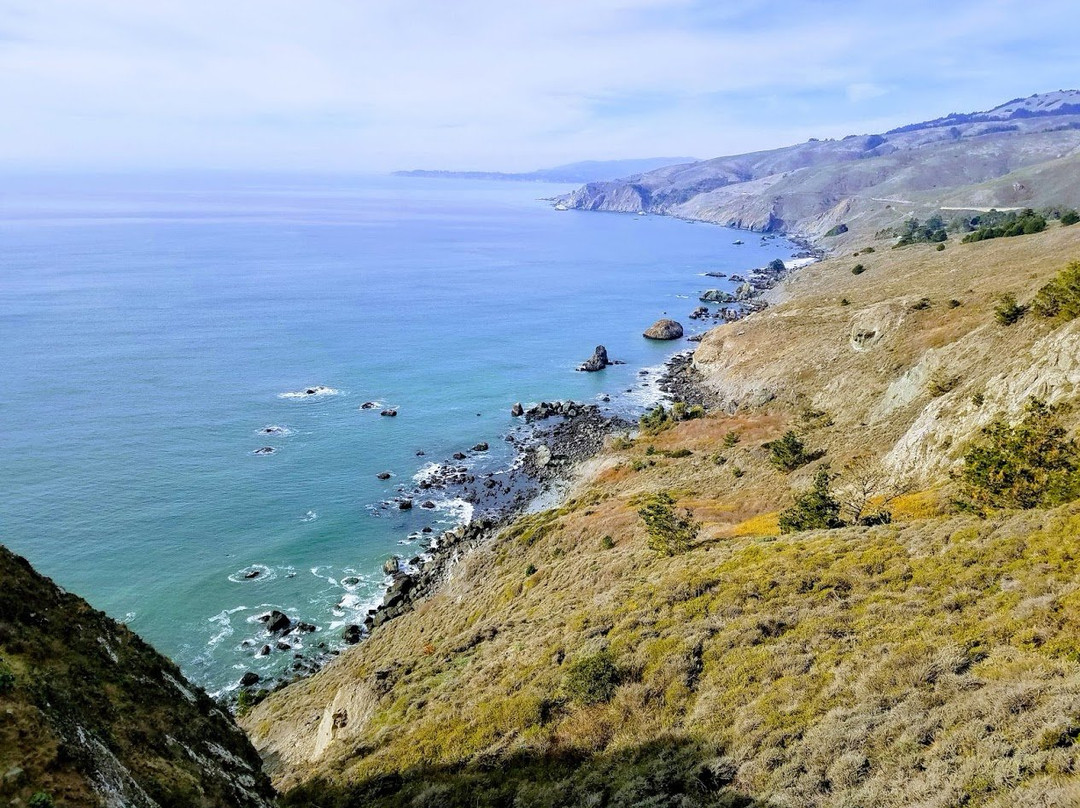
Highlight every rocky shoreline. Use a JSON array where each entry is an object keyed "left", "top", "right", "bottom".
[
  {"left": 234, "top": 232, "right": 819, "bottom": 705},
  {"left": 235, "top": 398, "right": 635, "bottom": 702}
]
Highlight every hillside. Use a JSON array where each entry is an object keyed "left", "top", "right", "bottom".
[
  {"left": 0, "top": 546, "right": 275, "bottom": 808},
  {"left": 556, "top": 91, "right": 1080, "bottom": 239},
  {"left": 244, "top": 206, "right": 1080, "bottom": 806}
]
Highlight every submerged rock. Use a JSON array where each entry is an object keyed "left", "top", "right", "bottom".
[
  {"left": 376, "top": 471, "right": 392, "bottom": 480},
  {"left": 253, "top": 446, "right": 275, "bottom": 455},
  {"left": 643, "top": 319, "right": 684, "bottom": 340},
  {"left": 380, "top": 409, "right": 398, "bottom": 417},
  {"left": 472, "top": 442, "right": 489, "bottom": 452}
]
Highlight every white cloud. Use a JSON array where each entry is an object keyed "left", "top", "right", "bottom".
[{"left": 0, "top": 0, "right": 1075, "bottom": 170}]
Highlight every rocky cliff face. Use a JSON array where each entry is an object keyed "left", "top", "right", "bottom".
[
  {"left": 557, "top": 93, "right": 1080, "bottom": 237},
  {"left": 0, "top": 546, "right": 275, "bottom": 808}
]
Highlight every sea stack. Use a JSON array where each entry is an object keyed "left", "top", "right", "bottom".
[
  {"left": 643, "top": 319, "right": 684, "bottom": 340},
  {"left": 577, "top": 345, "right": 612, "bottom": 372}
]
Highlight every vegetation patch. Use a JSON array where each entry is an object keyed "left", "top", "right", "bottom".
[
  {"left": 962, "top": 208, "right": 1047, "bottom": 242},
  {"left": 1032, "top": 260, "right": 1080, "bottom": 321},
  {"left": 766, "top": 430, "right": 825, "bottom": 472},
  {"left": 638, "top": 492, "right": 699, "bottom": 555},
  {"left": 958, "top": 397, "right": 1080, "bottom": 512},
  {"left": 563, "top": 650, "right": 622, "bottom": 705}
]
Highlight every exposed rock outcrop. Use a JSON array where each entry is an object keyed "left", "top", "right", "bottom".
[{"left": 643, "top": 319, "right": 684, "bottom": 340}]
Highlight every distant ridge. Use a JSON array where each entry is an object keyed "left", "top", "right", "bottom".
[
  {"left": 393, "top": 156, "right": 698, "bottom": 184},
  {"left": 556, "top": 90, "right": 1080, "bottom": 240}
]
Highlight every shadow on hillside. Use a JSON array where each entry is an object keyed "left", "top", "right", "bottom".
[{"left": 279, "top": 737, "right": 766, "bottom": 808}]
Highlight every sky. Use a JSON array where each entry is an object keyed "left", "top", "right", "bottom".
[{"left": 1, "top": 0, "right": 1077, "bottom": 172}]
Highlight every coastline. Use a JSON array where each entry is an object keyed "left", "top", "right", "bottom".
[{"left": 232, "top": 215, "right": 821, "bottom": 704}]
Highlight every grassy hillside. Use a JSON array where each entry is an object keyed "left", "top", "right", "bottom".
[
  {"left": 243, "top": 218, "right": 1080, "bottom": 807},
  {"left": 0, "top": 546, "right": 275, "bottom": 808},
  {"left": 556, "top": 92, "right": 1080, "bottom": 238}
]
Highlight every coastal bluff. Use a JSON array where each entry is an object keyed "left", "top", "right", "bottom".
[{"left": 0, "top": 545, "right": 275, "bottom": 808}]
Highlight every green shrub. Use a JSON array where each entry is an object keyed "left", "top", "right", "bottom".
[
  {"left": 639, "top": 402, "right": 702, "bottom": 435},
  {"left": 972, "top": 392, "right": 986, "bottom": 407},
  {"left": 732, "top": 466, "right": 745, "bottom": 478},
  {"left": 1061, "top": 209, "right": 1080, "bottom": 226},
  {"left": 948, "top": 298, "right": 962, "bottom": 308},
  {"left": 723, "top": 431, "right": 740, "bottom": 448},
  {"left": 895, "top": 216, "right": 948, "bottom": 246},
  {"left": 525, "top": 564, "right": 537, "bottom": 576},
  {"left": 767, "top": 431, "right": 824, "bottom": 472},
  {"left": 910, "top": 297, "right": 932, "bottom": 311},
  {"left": 610, "top": 434, "right": 634, "bottom": 451},
  {"left": 600, "top": 535, "right": 615, "bottom": 550},
  {"left": 0, "top": 660, "right": 14, "bottom": 694},
  {"left": 563, "top": 651, "right": 621, "bottom": 705},
  {"left": 993, "top": 293, "right": 1027, "bottom": 325},
  {"left": 962, "top": 208, "right": 1047, "bottom": 242},
  {"left": 936, "top": 243, "right": 946, "bottom": 251},
  {"left": 662, "top": 448, "right": 692, "bottom": 459},
  {"left": 851, "top": 264, "right": 866, "bottom": 275},
  {"left": 28, "top": 793, "right": 55, "bottom": 808},
  {"left": 638, "top": 492, "right": 699, "bottom": 556},
  {"left": 958, "top": 397, "right": 1080, "bottom": 512},
  {"left": 779, "top": 468, "right": 845, "bottom": 534},
  {"left": 1032, "top": 261, "right": 1080, "bottom": 321}
]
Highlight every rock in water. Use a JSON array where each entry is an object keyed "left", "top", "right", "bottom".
[
  {"left": 643, "top": 319, "right": 684, "bottom": 340},
  {"left": 577, "top": 345, "right": 612, "bottom": 372},
  {"left": 472, "top": 442, "right": 489, "bottom": 452},
  {"left": 511, "top": 402, "right": 524, "bottom": 417},
  {"left": 260, "top": 610, "right": 292, "bottom": 633},
  {"left": 342, "top": 624, "right": 362, "bottom": 644}
]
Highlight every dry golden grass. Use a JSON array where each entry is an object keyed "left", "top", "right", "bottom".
[{"left": 244, "top": 223, "right": 1080, "bottom": 807}]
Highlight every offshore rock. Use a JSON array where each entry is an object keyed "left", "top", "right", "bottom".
[{"left": 643, "top": 319, "right": 684, "bottom": 340}]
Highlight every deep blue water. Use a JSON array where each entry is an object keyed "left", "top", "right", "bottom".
[{"left": 0, "top": 173, "right": 795, "bottom": 692}]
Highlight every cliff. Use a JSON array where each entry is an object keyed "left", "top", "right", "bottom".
[
  {"left": 0, "top": 545, "right": 275, "bottom": 808},
  {"left": 556, "top": 91, "right": 1080, "bottom": 239},
  {"left": 243, "top": 210, "right": 1080, "bottom": 807}
]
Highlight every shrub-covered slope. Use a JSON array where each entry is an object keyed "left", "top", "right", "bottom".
[
  {"left": 245, "top": 223, "right": 1080, "bottom": 807},
  {"left": 0, "top": 545, "right": 275, "bottom": 808}
]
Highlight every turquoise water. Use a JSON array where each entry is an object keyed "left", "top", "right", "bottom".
[{"left": 0, "top": 173, "right": 795, "bottom": 692}]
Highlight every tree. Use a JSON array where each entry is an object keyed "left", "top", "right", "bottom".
[
  {"left": 767, "top": 431, "right": 823, "bottom": 472},
  {"left": 1061, "top": 209, "right": 1080, "bottom": 226},
  {"left": 958, "top": 397, "right": 1080, "bottom": 512},
  {"left": 836, "top": 455, "right": 913, "bottom": 525},
  {"left": 779, "top": 468, "right": 845, "bottom": 534},
  {"left": 638, "top": 492, "right": 699, "bottom": 555},
  {"left": 1032, "top": 261, "right": 1080, "bottom": 321},
  {"left": 993, "top": 293, "right": 1027, "bottom": 326}
]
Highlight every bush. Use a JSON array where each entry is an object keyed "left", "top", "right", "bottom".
[
  {"left": 600, "top": 535, "right": 615, "bottom": 550},
  {"left": 1032, "top": 261, "right": 1080, "bottom": 321},
  {"left": 779, "top": 468, "right": 845, "bottom": 534},
  {"left": 895, "top": 216, "right": 948, "bottom": 246},
  {"left": 958, "top": 397, "right": 1080, "bottom": 511},
  {"left": 767, "top": 431, "right": 824, "bottom": 472},
  {"left": 0, "top": 660, "right": 14, "bottom": 694},
  {"left": 732, "top": 466, "right": 745, "bottom": 478},
  {"left": 851, "top": 264, "right": 866, "bottom": 275},
  {"left": 824, "top": 223, "right": 849, "bottom": 237},
  {"left": 910, "top": 297, "right": 932, "bottom": 311},
  {"left": 525, "top": 564, "right": 537, "bottom": 576},
  {"left": 662, "top": 448, "right": 692, "bottom": 458},
  {"left": 28, "top": 794, "right": 55, "bottom": 808},
  {"left": 936, "top": 243, "right": 946, "bottom": 251},
  {"left": 993, "top": 293, "right": 1027, "bottom": 325},
  {"left": 563, "top": 651, "right": 621, "bottom": 705},
  {"left": 962, "top": 208, "right": 1047, "bottom": 242},
  {"left": 638, "top": 492, "right": 699, "bottom": 556},
  {"left": 639, "top": 402, "right": 703, "bottom": 435},
  {"left": 723, "top": 431, "right": 740, "bottom": 448},
  {"left": 948, "top": 299, "right": 963, "bottom": 308},
  {"left": 1062, "top": 209, "right": 1080, "bottom": 226}
]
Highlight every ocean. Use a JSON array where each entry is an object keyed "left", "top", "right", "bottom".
[{"left": 0, "top": 172, "right": 796, "bottom": 692}]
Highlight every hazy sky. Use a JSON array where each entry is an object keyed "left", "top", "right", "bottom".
[{"left": 1, "top": 0, "right": 1076, "bottom": 172}]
